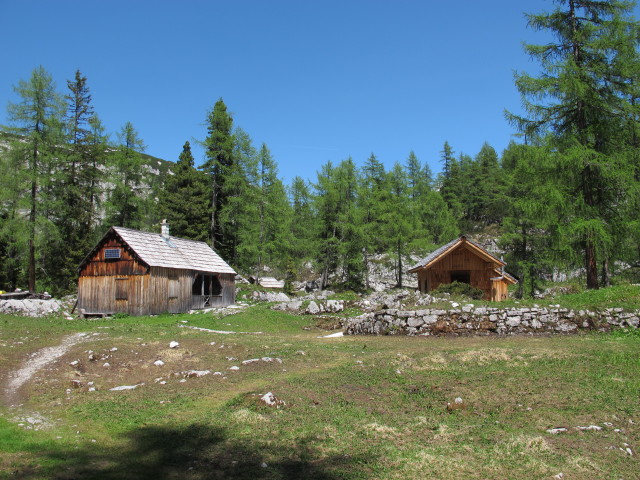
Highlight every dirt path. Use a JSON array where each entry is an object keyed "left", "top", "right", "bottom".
[{"left": 4, "top": 332, "right": 92, "bottom": 404}]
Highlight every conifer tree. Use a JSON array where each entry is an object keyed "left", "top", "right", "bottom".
[
  {"left": 359, "top": 153, "right": 386, "bottom": 288},
  {"left": 288, "top": 176, "right": 316, "bottom": 266},
  {"left": 507, "top": 0, "right": 640, "bottom": 289},
  {"left": 5, "top": 66, "right": 64, "bottom": 292},
  {"left": 158, "top": 141, "right": 209, "bottom": 241},
  {"left": 255, "top": 143, "right": 290, "bottom": 275},
  {"left": 50, "top": 70, "right": 99, "bottom": 292},
  {"left": 105, "top": 122, "right": 146, "bottom": 229},
  {"left": 202, "top": 99, "right": 235, "bottom": 255},
  {"left": 383, "top": 163, "right": 411, "bottom": 286}
]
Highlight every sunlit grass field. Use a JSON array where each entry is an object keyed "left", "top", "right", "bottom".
[{"left": 0, "top": 302, "right": 638, "bottom": 479}]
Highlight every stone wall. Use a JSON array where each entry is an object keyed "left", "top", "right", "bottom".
[{"left": 345, "top": 306, "right": 640, "bottom": 336}]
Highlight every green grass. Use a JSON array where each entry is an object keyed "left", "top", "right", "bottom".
[{"left": 1, "top": 307, "right": 639, "bottom": 479}]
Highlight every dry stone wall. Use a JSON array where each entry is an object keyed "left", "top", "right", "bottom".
[{"left": 346, "top": 306, "right": 640, "bottom": 336}]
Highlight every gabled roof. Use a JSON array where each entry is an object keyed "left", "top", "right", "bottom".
[
  {"left": 80, "top": 226, "right": 236, "bottom": 274},
  {"left": 408, "top": 235, "right": 505, "bottom": 273}
]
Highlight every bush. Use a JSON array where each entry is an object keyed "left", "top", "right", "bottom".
[{"left": 432, "top": 281, "right": 484, "bottom": 300}]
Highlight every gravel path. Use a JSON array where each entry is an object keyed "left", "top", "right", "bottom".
[{"left": 5, "top": 332, "right": 92, "bottom": 402}]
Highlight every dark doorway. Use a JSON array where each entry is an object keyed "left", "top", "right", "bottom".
[{"left": 451, "top": 270, "right": 471, "bottom": 284}]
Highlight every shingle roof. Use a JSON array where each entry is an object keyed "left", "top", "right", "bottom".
[
  {"left": 112, "top": 227, "right": 236, "bottom": 274},
  {"left": 408, "top": 235, "right": 505, "bottom": 273},
  {"left": 408, "top": 237, "right": 462, "bottom": 272}
]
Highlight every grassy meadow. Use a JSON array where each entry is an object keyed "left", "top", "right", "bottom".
[{"left": 0, "top": 300, "right": 639, "bottom": 479}]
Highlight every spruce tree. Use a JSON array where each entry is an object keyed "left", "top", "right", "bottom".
[
  {"left": 158, "top": 141, "right": 209, "bottom": 241},
  {"left": 202, "top": 99, "right": 235, "bottom": 255}
]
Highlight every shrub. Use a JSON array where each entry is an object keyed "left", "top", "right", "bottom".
[{"left": 432, "top": 281, "right": 484, "bottom": 300}]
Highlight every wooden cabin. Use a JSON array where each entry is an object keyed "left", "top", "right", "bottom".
[
  {"left": 408, "top": 236, "right": 517, "bottom": 301},
  {"left": 77, "top": 223, "right": 236, "bottom": 316}
]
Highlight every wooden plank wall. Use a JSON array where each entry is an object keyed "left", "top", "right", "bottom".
[
  {"left": 210, "top": 273, "right": 235, "bottom": 307},
  {"left": 417, "top": 245, "right": 503, "bottom": 301},
  {"left": 79, "top": 268, "right": 235, "bottom": 315},
  {"left": 80, "top": 237, "right": 148, "bottom": 277}
]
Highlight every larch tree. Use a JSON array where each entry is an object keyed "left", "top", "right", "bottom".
[
  {"left": 507, "top": 0, "right": 640, "bottom": 289},
  {"left": 5, "top": 66, "right": 64, "bottom": 292},
  {"left": 106, "top": 121, "right": 146, "bottom": 229}
]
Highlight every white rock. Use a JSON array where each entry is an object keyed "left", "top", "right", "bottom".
[
  {"left": 169, "top": 341, "right": 179, "bottom": 349},
  {"left": 110, "top": 347, "right": 118, "bottom": 352},
  {"left": 576, "top": 425, "right": 602, "bottom": 431},
  {"left": 546, "top": 427, "right": 567, "bottom": 434},
  {"left": 260, "top": 391, "right": 285, "bottom": 407},
  {"left": 185, "top": 370, "right": 211, "bottom": 378},
  {"left": 229, "top": 366, "right": 240, "bottom": 371},
  {"left": 110, "top": 383, "right": 143, "bottom": 391},
  {"left": 154, "top": 360, "right": 165, "bottom": 367}
]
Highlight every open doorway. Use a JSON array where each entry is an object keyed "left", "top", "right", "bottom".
[{"left": 451, "top": 270, "right": 471, "bottom": 284}]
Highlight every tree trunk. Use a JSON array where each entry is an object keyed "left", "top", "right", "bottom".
[
  {"left": 28, "top": 143, "right": 38, "bottom": 293},
  {"left": 585, "top": 238, "right": 599, "bottom": 289},
  {"left": 363, "top": 248, "right": 370, "bottom": 290},
  {"left": 600, "top": 259, "right": 610, "bottom": 288}
]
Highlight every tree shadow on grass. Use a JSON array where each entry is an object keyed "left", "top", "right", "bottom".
[{"left": 17, "top": 424, "right": 370, "bottom": 479}]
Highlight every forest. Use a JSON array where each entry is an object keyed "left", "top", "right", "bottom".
[{"left": 1, "top": 0, "right": 639, "bottom": 298}]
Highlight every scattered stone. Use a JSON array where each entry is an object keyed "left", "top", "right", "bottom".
[
  {"left": 576, "top": 425, "right": 603, "bottom": 431},
  {"left": 229, "top": 366, "right": 240, "bottom": 371},
  {"left": 110, "top": 383, "right": 143, "bottom": 391},
  {"left": 102, "top": 362, "right": 110, "bottom": 368},
  {"left": 110, "top": 347, "right": 118, "bottom": 352},
  {"left": 547, "top": 428, "right": 568, "bottom": 435},
  {"left": 260, "top": 391, "right": 286, "bottom": 408},
  {"left": 69, "top": 360, "right": 79, "bottom": 367},
  {"left": 154, "top": 360, "right": 165, "bottom": 367},
  {"left": 185, "top": 370, "right": 211, "bottom": 378},
  {"left": 446, "top": 397, "right": 467, "bottom": 412},
  {"left": 169, "top": 341, "right": 179, "bottom": 349}
]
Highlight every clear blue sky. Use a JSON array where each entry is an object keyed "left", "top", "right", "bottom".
[{"left": 2, "top": 1, "right": 636, "bottom": 184}]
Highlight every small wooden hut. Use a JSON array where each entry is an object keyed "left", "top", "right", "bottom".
[
  {"left": 77, "top": 223, "right": 236, "bottom": 316},
  {"left": 408, "top": 236, "right": 517, "bottom": 301}
]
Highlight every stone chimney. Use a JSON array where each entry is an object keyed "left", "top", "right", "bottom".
[{"left": 161, "top": 219, "right": 170, "bottom": 239}]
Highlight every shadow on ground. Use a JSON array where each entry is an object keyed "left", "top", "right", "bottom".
[{"left": 11, "top": 424, "right": 369, "bottom": 479}]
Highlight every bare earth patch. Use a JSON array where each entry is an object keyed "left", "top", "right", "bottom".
[{"left": 4, "top": 332, "right": 95, "bottom": 405}]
